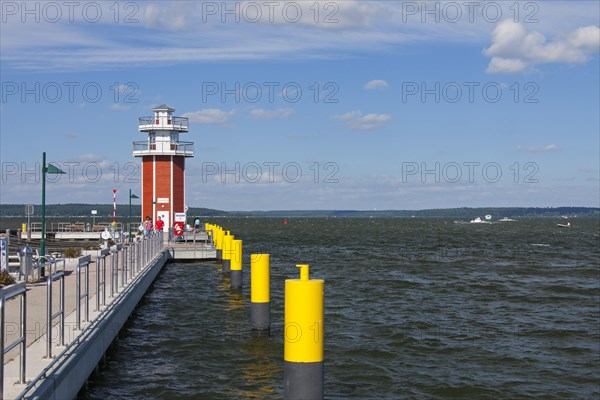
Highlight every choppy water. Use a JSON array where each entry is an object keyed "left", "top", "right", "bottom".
[{"left": 80, "top": 218, "right": 600, "bottom": 399}]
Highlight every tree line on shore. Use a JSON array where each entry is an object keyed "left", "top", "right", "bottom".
[{"left": 0, "top": 204, "right": 598, "bottom": 219}]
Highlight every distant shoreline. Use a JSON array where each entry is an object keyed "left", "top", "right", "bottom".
[{"left": 0, "top": 204, "right": 598, "bottom": 219}]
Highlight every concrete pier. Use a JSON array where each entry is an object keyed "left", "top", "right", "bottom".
[{"left": 1, "top": 234, "right": 215, "bottom": 400}]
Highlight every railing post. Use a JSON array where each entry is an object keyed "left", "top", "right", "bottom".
[
  {"left": 46, "top": 271, "right": 65, "bottom": 359},
  {"left": 76, "top": 261, "right": 81, "bottom": 329},
  {"left": 122, "top": 246, "right": 127, "bottom": 286},
  {"left": 86, "top": 257, "right": 89, "bottom": 322},
  {"left": 110, "top": 250, "right": 115, "bottom": 298},
  {"left": 2, "top": 282, "right": 28, "bottom": 399},
  {"left": 46, "top": 273, "right": 52, "bottom": 358},
  {"left": 130, "top": 242, "right": 135, "bottom": 277},
  {"left": 137, "top": 239, "right": 141, "bottom": 272},
  {"left": 20, "top": 286, "right": 26, "bottom": 384},
  {"left": 95, "top": 256, "right": 101, "bottom": 311},
  {"left": 102, "top": 252, "right": 106, "bottom": 306},
  {"left": 2, "top": 290, "right": 7, "bottom": 399},
  {"left": 114, "top": 248, "right": 119, "bottom": 290},
  {"left": 60, "top": 272, "right": 64, "bottom": 346},
  {"left": 76, "top": 256, "right": 91, "bottom": 330}
]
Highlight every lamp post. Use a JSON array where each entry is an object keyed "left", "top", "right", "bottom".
[
  {"left": 41, "top": 152, "right": 65, "bottom": 277},
  {"left": 129, "top": 189, "right": 139, "bottom": 242}
]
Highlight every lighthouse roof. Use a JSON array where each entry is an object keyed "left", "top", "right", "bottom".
[{"left": 153, "top": 104, "right": 175, "bottom": 112}]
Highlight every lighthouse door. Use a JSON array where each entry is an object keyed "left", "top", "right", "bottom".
[{"left": 156, "top": 211, "right": 169, "bottom": 232}]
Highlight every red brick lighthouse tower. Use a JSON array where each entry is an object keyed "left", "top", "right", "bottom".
[{"left": 133, "top": 105, "right": 193, "bottom": 230}]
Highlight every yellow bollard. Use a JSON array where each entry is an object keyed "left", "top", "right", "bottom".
[
  {"left": 22, "top": 223, "right": 27, "bottom": 232},
  {"left": 216, "top": 227, "right": 225, "bottom": 260},
  {"left": 221, "top": 232, "right": 233, "bottom": 273},
  {"left": 284, "top": 264, "right": 324, "bottom": 399},
  {"left": 251, "top": 254, "right": 270, "bottom": 332},
  {"left": 230, "top": 239, "right": 243, "bottom": 290}
]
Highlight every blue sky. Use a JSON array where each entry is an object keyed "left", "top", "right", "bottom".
[{"left": 1, "top": 1, "right": 599, "bottom": 210}]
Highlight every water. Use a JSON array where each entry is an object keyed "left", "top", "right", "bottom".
[{"left": 80, "top": 218, "right": 600, "bottom": 399}]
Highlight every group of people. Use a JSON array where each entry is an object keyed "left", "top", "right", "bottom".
[
  {"left": 140, "top": 216, "right": 202, "bottom": 236},
  {"left": 141, "top": 216, "right": 164, "bottom": 236}
]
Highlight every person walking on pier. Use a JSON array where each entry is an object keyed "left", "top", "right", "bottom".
[
  {"left": 194, "top": 217, "right": 201, "bottom": 231},
  {"left": 155, "top": 216, "right": 165, "bottom": 232},
  {"left": 143, "top": 216, "right": 153, "bottom": 236}
]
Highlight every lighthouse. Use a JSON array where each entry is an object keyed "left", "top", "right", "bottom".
[{"left": 133, "top": 105, "right": 193, "bottom": 230}]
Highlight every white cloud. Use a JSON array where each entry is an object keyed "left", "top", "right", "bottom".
[
  {"left": 484, "top": 21, "right": 600, "bottom": 73},
  {"left": 250, "top": 108, "right": 294, "bottom": 119},
  {"left": 516, "top": 144, "right": 561, "bottom": 153},
  {"left": 0, "top": 2, "right": 598, "bottom": 75},
  {"left": 486, "top": 58, "right": 527, "bottom": 74},
  {"left": 333, "top": 110, "right": 391, "bottom": 131},
  {"left": 182, "top": 108, "right": 235, "bottom": 124},
  {"left": 364, "top": 80, "right": 389, "bottom": 90}
]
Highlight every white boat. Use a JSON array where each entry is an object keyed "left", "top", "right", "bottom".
[
  {"left": 557, "top": 222, "right": 571, "bottom": 228},
  {"left": 498, "top": 217, "right": 515, "bottom": 222},
  {"left": 470, "top": 217, "right": 487, "bottom": 223},
  {"left": 485, "top": 214, "right": 492, "bottom": 220}
]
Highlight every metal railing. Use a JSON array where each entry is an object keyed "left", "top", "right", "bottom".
[
  {"left": 46, "top": 271, "right": 65, "bottom": 359},
  {"left": 132, "top": 140, "right": 194, "bottom": 156},
  {"left": 121, "top": 246, "right": 127, "bottom": 287},
  {"left": 96, "top": 250, "right": 109, "bottom": 311},
  {"left": 76, "top": 256, "right": 91, "bottom": 330},
  {"left": 1, "top": 230, "right": 166, "bottom": 399},
  {"left": 29, "top": 222, "right": 124, "bottom": 233},
  {"left": 0, "top": 282, "right": 27, "bottom": 399},
  {"left": 167, "top": 228, "right": 213, "bottom": 259},
  {"left": 138, "top": 115, "right": 189, "bottom": 130},
  {"left": 16, "top": 235, "right": 163, "bottom": 398}
]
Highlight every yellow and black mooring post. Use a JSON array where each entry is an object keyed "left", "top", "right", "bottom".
[
  {"left": 222, "top": 232, "right": 233, "bottom": 273},
  {"left": 250, "top": 254, "right": 270, "bottom": 332},
  {"left": 284, "top": 264, "right": 324, "bottom": 400},
  {"left": 215, "top": 226, "right": 223, "bottom": 261},
  {"left": 230, "top": 239, "right": 243, "bottom": 290}
]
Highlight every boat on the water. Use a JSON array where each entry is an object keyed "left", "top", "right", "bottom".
[
  {"left": 470, "top": 217, "right": 487, "bottom": 224},
  {"left": 557, "top": 222, "right": 572, "bottom": 228},
  {"left": 498, "top": 217, "right": 516, "bottom": 222}
]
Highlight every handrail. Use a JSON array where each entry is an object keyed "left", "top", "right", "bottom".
[
  {"left": 96, "top": 250, "right": 109, "bottom": 311},
  {"left": 46, "top": 271, "right": 65, "bottom": 358},
  {"left": 76, "top": 256, "right": 91, "bottom": 330},
  {"left": 129, "top": 242, "right": 135, "bottom": 281},
  {"left": 1, "top": 282, "right": 27, "bottom": 399},
  {"left": 13, "top": 228, "right": 165, "bottom": 399},
  {"left": 121, "top": 245, "right": 127, "bottom": 287},
  {"left": 110, "top": 250, "right": 118, "bottom": 298},
  {"left": 138, "top": 115, "right": 189, "bottom": 129},
  {"left": 138, "top": 238, "right": 143, "bottom": 273},
  {"left": 16, "top": 245, "right": 163, "bottom": 399}
]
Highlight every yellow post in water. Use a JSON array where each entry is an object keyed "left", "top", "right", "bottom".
[
  {"left": 251, "top": 254, "right": 270, "bottom": 303},
  {"left": 230, "top": 239, "right": 243, "bottom": 289},
  {"left": 251, "top": 254, "right": 270, "bottom": 331},
  {"left": 231, "top": 240, "right": 242, "bottom": 271},
  {"left": 284, "top": 264, "right": 324, "bottom": 399},
  {"left": 221, "top": 232, "right": 233, "bottom": 273},
  {"left": 216, "top": 227, "right": 224, "bottom": 249}
]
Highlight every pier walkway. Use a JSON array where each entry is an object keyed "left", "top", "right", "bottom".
[{"left": 1, "top": 231, "right": 215, "bottom": 400}]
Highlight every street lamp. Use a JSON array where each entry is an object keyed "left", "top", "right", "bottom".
[
  {"left": 129, "top": 189, "right": 139, "bottom": 242},
  {"left": 41, "top": 152, "right": 65, "bottom": 277}
]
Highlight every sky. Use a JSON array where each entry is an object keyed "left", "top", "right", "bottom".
[{"left": 0, "top": 0, "right": 599, "bottom": 211}]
